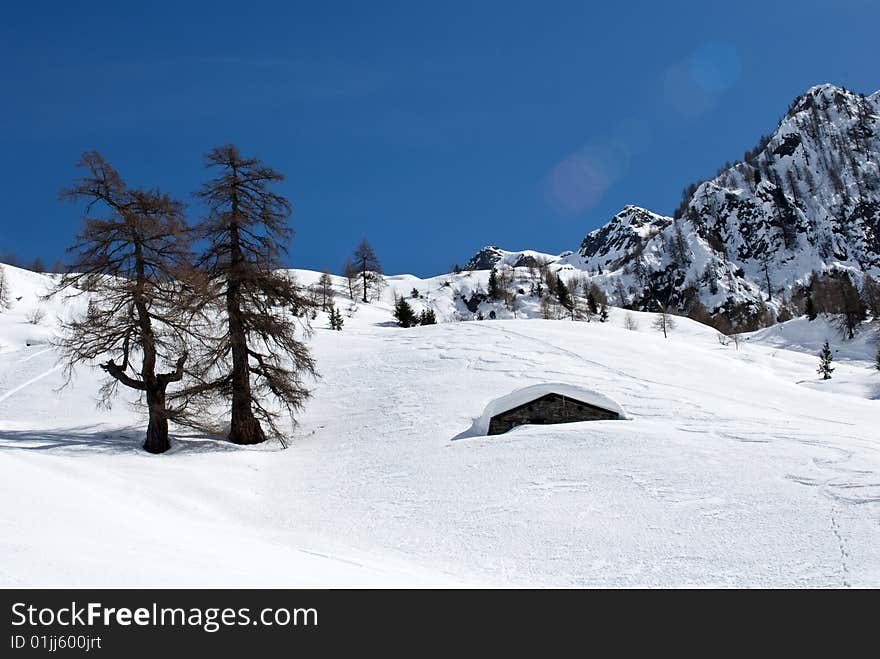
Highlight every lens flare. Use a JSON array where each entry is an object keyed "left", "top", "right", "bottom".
[{"left": 545, "top": 153, "right": 611, "bottom": 215}]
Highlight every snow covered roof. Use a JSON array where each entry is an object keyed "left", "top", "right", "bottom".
[{"left": 472, "top": 383, "right": 628, "bottom": 435}]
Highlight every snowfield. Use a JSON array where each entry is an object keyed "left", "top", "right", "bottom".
[{"left": 1, "top": 264, "right": 879, "bottom": 587}]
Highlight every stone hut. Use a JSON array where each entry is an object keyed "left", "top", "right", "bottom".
[{"left": 476, "top": 383, "right": 625, "bottom": 436}]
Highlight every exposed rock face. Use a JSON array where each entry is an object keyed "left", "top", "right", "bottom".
[
  {"left": 465, "top": 246, "right": 507, "bottom": 271},
  {"left": 576, "top": 205, "right": 672, "bottom": 269},
  {"left": 465, "top": 246, "right": 561, "bottom": 271}
]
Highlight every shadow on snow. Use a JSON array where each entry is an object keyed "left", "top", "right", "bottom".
[{"left": 0, "top": 425, "right": 249, "bottom": 456}]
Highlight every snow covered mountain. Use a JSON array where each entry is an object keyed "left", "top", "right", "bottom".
[
  {"left": 464, "top": 246, "right": 567, "bottom": 271},
  {"left": 468, "top": 84, "right": 880, "bottom": 329}
]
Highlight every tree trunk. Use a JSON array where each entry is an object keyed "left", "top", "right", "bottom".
[
  {"left": 361, "top": 262, "right": 368, "bottom": 303},
  {"left": 227, "top": 280, "right": 266, "bottom": 445},
  {"left": 133, "top": 245, "right": 172, "bottom": 454},
  {"left": 229, "top": 406, "right": 266, "bottom": 444},
  {"left": 228, "top": 321, "right": 264, "bottom": 444},
  {"left": 144, "top": 388, "right": 171, "bottom": 454},
  {"left": 224, "top": 215, "right": 267, "bottom": 445}
]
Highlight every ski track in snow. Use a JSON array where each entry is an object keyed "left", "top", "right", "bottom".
[
  {"left": 14, "top": 347, "right": 53, "bottom": 364},
  {"left": 0, "top": 365, "right": 62, "bottom": 405}
]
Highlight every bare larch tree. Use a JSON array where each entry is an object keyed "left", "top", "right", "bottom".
[
  {"left": 48, "top": 152, "right": 195, "bottom": 454},
  {"left": 352, "top": 240, "right": 382, "bottom": 303},
  {"left": 652, "top": 305, "right": 677, "bottom": 339},
  {"left": 188, "top": 145, "right": 316, "bottom": 445},
  {"left": 316, "top": 270, "right": 334, "bottom": 311},
  {"left": 342, "top": 258, "right": 361, "bottom": 301}
]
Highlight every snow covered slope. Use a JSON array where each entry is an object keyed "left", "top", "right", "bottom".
[{"left": 1, "top": 265, "right": 879, "bottom": 587}]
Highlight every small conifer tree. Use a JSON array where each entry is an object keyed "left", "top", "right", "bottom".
[
  {"left": 817, "top": 340, "right": 834, "bottom": 380},
  {"left": 487, "top": 268, "right": 500, "bottom": 300},
  {"left": 393, "top": 297, "right": 417, "bottom": 327},
  {"left": 419, "top": 309, "right": 437, "bottom": 325},
  {"left": 804, "top": 292, "right": 817, "bottom": 321},
  {"left": 329, "top": 304, "right": 344, "bottom": 331},
  {"left": 556, "top": 275, "right": 572, "bottom": 311}
]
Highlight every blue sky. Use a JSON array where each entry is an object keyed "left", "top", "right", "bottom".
[{"left": 1, "top": 1, "right": 878, "bottom": 276}]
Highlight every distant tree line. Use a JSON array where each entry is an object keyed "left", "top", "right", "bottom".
[
  {"left": 0, "top": 253, "right": 66, "bottom": 274},
  {"left": 797, "top": 269, "right": 877, "bottom": 339}
]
